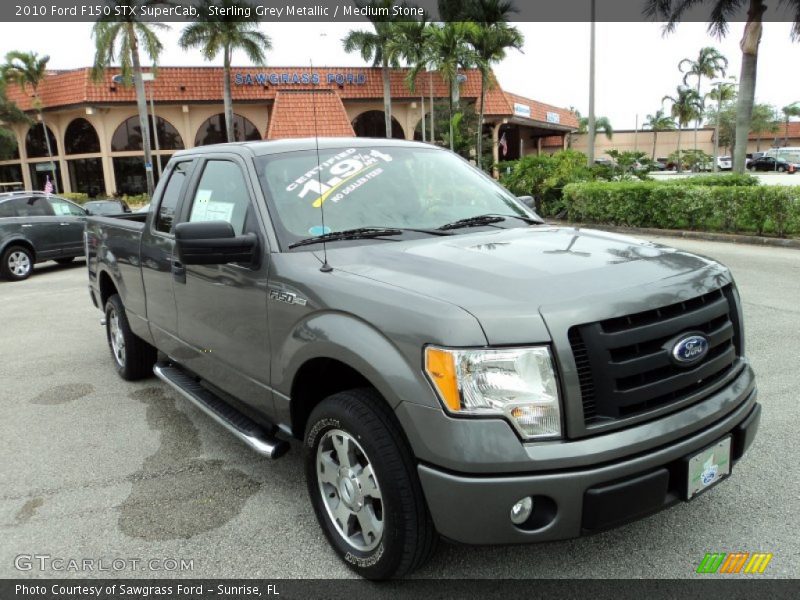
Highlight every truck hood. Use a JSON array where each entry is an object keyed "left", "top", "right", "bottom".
[{"left": 329, "top": 226, "right": 727, "bottom": 344}]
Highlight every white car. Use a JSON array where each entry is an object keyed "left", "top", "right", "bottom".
[{"left": 716, "top": 156, "right": 732, "bottom": 170}]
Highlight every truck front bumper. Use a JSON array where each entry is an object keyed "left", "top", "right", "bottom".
[{"left": 418, "top": 391, "right": 760, "bottom": 545}]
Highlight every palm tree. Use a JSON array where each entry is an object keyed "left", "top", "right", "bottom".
[
  {"left": 679, "top": 47, "right": 728, "bottom": 152},
  {"left": 663, "top": 86, "right": 703, "bottom": 171},
  {"left": 643, "top": 109, "right": 676, "bottom": 160},
  {"left": 0, "top": 76, "right": 29, "bottom": 126},
  {"left": 343, "top": 0, "right": 405, "bottom": 138},
  {"left": 465, "top": 1, "right": 524, "bottom": 169},
  {"left": 646, "top": 0, "right": 800, "bottom": 173},
  {"left": 578, "top": 115, "right": 613, "bottom": 139},
  {"left": 781, "top": 102, "right": 800, "bottom": 146},
  {"left": 1, "top": 51, "right": 58, "bottom": 192},
  {"left": 417, "top": 22, "right": 477, "bottom": 151},
  {"left": 91, "top": 0, "right": 170, "bottom": 197},
  {"left": 180, "top": 0, "right": 271, "bottom": 143},
  {"left": 390, "top": 19, "right": 433, "bottom": 141}
]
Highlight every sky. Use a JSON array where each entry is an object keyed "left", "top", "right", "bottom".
[{"left": 0, "top": 21, "right": 797, "bottom": 129}]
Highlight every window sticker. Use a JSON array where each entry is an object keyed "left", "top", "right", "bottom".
[
  {"left": 52, "top": 202, "right": 72, "bottom": 216},
  {"left": 285, "top": 149, "right": 393, "bottom": 208},
  {"left": 190, "top": 190, "right": 235, "bottom": 223}
]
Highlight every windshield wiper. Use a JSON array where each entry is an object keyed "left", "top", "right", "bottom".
[
  {"left": 288, "top": 227, "right": 404, "bottom": 249},
  {"left": 436, "top": 213, "right": 541, "bottom": 231}
]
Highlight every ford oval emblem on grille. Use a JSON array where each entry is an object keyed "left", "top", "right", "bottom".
[{"left": 672, "top": 334, "right": 709, "bottom": 365}]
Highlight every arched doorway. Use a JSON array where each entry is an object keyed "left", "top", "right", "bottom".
[
  {"left": 194, "top": 113, "right": 261, "bottom": 146},
  {"left": 352, "top": 111, "right": 404, "bottom": 139},
  {"left": 64, "top": 118, "right": 104, "bottom": 197}
]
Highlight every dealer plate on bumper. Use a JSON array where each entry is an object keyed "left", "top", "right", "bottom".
[{"left": 686, "top": 436, "right": 732, "bottom": 500}]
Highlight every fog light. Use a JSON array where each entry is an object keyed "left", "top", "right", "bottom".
[{"left": 510, "top": 496, "right": 533, "bottom": 525}]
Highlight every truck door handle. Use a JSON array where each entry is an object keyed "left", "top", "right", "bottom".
[
  {"left": 171, "top": 259, "right": 186, "bottom": 283},
  {"left": 59, "top": 222, "right": 71, "bottom": 226}
]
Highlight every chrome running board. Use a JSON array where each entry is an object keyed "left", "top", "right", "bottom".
[{"left": 154, "top": 362, "right": 290, "bottom": 459}]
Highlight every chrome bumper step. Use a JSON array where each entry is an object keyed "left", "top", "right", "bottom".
[{"left": 153, "top": 362, "right": 290, "bottom": 459}]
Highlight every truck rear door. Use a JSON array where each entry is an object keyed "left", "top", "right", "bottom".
[{"left": 140, "top": 159, "right": 195, "bottom": 356}]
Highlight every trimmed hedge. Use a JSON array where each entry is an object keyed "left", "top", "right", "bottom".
[
  {"left": 61, "top": 192, "right": 89, "bottom": 203},
  {"left": 562, "top": 181, "right": 800, "bottom": 237},
  {"left": 661, "top": 173, "right": 760, "bottom": 187}
]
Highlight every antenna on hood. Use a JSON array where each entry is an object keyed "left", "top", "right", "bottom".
[{"left": 310, "top": 59, "right": 332, "bottom": 273}]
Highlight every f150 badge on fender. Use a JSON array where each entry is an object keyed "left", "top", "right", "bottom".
[{"left": 269, "top": 289, "right": 307, "bottom": 306}]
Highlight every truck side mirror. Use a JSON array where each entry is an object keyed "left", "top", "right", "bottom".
[
  {"left": 517, "top": 195, "right": 535, "bottom": 209},
  {"left": 174, "top": 221, "right": 257, "bottom": 266}
]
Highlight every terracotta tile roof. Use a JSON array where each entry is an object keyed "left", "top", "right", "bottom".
[
  {"left": 750, "top": 121, "right": 800, "bottom": 141},
  {"left": 4, "top": 66, "right": 495, "bottom": 110},
  {"left": 267, "top": 90, "right": 354, "bottom": 139},
  {"left": 500, "top": 91, "right": 579, "bottom": 129}
]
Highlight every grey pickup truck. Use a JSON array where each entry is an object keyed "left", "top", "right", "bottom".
[{"left": 86, "top": 138, "right": 760, "bottom": 579}]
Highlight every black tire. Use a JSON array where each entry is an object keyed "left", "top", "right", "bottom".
[
  {"left": 55, "top": 257, "right": 74, "bottom": 265},
  {"left": 1, "top": 245, "right": 34, "bottom": 281},
  {"left": 104, "top": 294, "right": 157, "bottom": 380},
  {"left": 777, "top": 165, "right": 786, "bottom": 173},
  {"left": 304, "top": 388, "right": 437, "bottom": 580}
]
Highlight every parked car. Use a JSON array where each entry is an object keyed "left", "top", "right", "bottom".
[
  {"left": 716, "top": 156, "right": 732, "bottom": 170},
  {"left": 0, "top": 192, "right": 87, "bottom": 281},
  {"left": 83, "top": 199, "right": 131, "bottom": 216},
  {"left": 86, "top": 139, "right": 760, "bottom": 579},
  {"left": 745, "top": 152, "right": 767, "bottom": 168},
  {"left": 747, "top": 156, "right": 797, "bottom": 173}
]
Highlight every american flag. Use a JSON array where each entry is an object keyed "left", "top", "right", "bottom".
[
  {"left": 499, "top": 131, "right": 508, "bottom": 157},
  {"left": 43, "top": 175, "right": 53, "bottom": 195}
]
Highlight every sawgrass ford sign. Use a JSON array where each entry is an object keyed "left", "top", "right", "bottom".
[{"left": 235, "top": 72, "right": 367, "bottom": 85}]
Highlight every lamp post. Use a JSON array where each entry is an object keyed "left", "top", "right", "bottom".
[{"left": 587, "top": 0, "right": 596, "bottom": 167}]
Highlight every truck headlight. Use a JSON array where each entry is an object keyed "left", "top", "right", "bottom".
[{"left": 424, "top": 346, "right": 562, "bottom": 440}]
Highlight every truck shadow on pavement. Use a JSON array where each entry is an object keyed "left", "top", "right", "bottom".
[{"left": 117, "top": 386, "right": 262, "bottom": 541}]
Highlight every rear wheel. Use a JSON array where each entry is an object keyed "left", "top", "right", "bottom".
[
  {"left": 1, "top": 245, "right": 34, "bottom": 281},
  {"left": 105, "top": 294, "right": 156, "bottom": 380},
  {"left": 55, "top": 257, "right": 74, "bottom": 265},
  {"left": 304, "top": 389, "right": 437, "bottom": 579}
]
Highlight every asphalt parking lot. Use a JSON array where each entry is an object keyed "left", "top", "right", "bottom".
[{"left": 1, "top": 237, "right": 798, "bottom": 580}]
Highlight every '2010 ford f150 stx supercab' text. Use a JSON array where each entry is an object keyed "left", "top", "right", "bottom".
[{"left": 86, "top": 139, "right": 760, "bottom": 579}]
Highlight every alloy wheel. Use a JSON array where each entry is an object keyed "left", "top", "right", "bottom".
[{"left": 316, "top": 428, "right": 384, "bottom": 552}]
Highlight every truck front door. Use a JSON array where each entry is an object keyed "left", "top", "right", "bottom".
[{"left": 171, "top": 156, "right": 273, "bottom": 418}]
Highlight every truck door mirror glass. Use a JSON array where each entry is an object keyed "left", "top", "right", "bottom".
[{"left": 174, "top": 220, "right": 258, "bottom": 266}]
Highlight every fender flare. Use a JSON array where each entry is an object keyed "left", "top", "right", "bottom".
[
  {"left": 0, "top": 236, "right": 36, "bottom": 262},
  {"left": 275, "top": 311, "right": 440, "bottom": 411}
]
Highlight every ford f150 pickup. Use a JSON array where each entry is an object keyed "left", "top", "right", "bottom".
[{"left": 86, "top": 139, "right": 760, "bottom": 579}]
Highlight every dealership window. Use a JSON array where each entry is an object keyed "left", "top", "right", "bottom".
[
  {"left": 112, "top": 156, "right": 169, "bottom": 196},
  {"left": 64, "top": 118, "right": 101, "bottom": 154},
  {"left": 0, "top": 163, "right": 23, "bottom": 190},
  {"left": 0, "top": 129, "right": 20, "bottom": 160},
  {"left": 352, "top": 111, "right": 405, "bottom": 139},
  {"left": 111, "top": 115, "right": 185, "bottom": 152},
  {"left": 25, "top": 124, "right": 59, "bottom": 158},
  {"left": 67, "top": 157, "right": 105, "bottom": 197},
  {"left": 194, "top": 113, "right": 261, "bottom": 146},
  {"left": 28, "top": 161, "right": 63, "bottom": 193}
]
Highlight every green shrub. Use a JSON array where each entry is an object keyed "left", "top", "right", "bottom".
[
  {"left": 562, "top": 181, "right": 800, "bottom": 237},
  {"left": 61, "top": 192, "right": 89, "bottom": 203},
  {"left": 499, "top": 149, "right": 592, "bottom": 216},
  {"left": 663, "top": 173, "right": 760, "bottom": 187}
]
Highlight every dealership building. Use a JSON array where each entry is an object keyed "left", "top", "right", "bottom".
[{"left": 0, "top": 66, "right": 578, "bottom": 196}]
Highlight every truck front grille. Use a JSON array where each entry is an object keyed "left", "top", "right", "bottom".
[{"left": 569, "top": 285, "right": 741, "bottom": 427}]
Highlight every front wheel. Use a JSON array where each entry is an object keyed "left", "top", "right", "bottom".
[
  {"left": 105, "top": 294, "right": 157, "bottom": 380},
  {"left": 304, "top": 389, "right": 437, "bottom": 579},
  {"left": 777, "top": 165, "right": 786, "bottom": 173},
  {"left": 1, "top": 245, "right": 34, "bottom": 281}
]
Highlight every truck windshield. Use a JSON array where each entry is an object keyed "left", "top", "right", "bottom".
[{"left": 256, "top": 146, "right": 532, "bottom": 249}]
